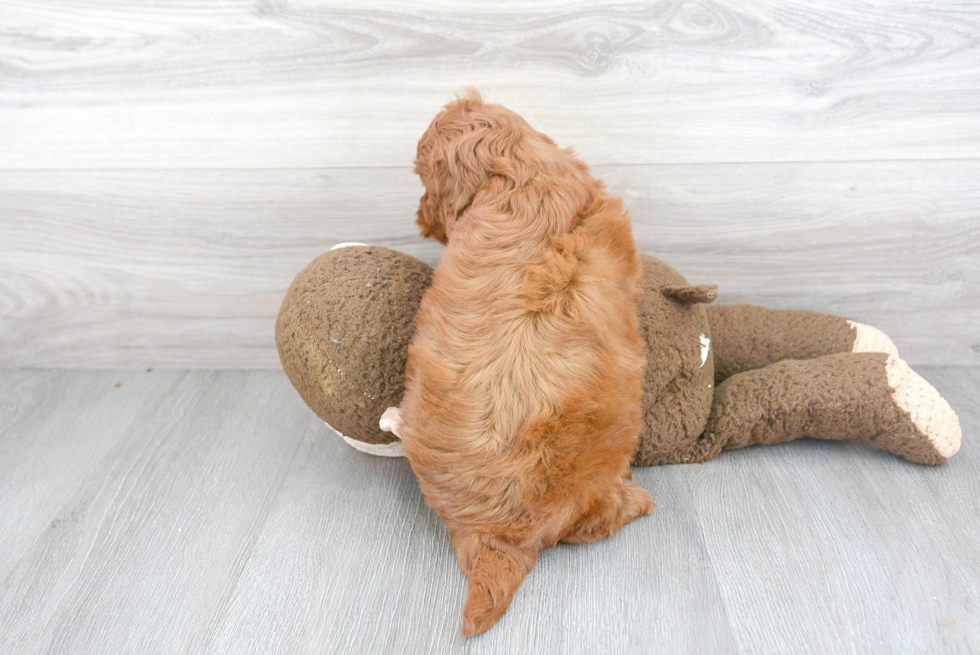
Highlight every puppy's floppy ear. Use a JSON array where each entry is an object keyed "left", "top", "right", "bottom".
[
  {"left": 417, "top": 187, "right": 449, "bottom": 244},
  {"left": 415, "top": 131, "right": 452, "bottom": 244},
  {"left": 418, "top": 128, "right": 494, "bottom": 233},
  {"left": 415, "top": 100, "right": 528, "bottom": 242}
]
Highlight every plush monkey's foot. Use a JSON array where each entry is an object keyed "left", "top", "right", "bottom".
[
  {"left": 330, "top": 406, "right": 407, "bottom": 457},
  {"left": 701, "top": 352, "right": 961, "bottom": 466},
  {"left": 379, "top": 406, "right": 403, "bottom": 438},
  {"left": 848, "top": 320, "right": 899, "bottom": 358},
  {"left": 873, "top": 356, "right": 961, "bottom": 464},
  {"left": 330, "top": 406, "right": 404, "bottom": 457}
]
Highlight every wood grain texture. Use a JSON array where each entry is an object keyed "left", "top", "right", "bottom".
[
  {"left": 1, "top": 1, "right": 979, "bottom": 168},
  {"left": 208, "top": 435, "right": 735, "bottom": 654},
  {"left": 0, "top": 370, "right": 313, "bottom": 654},
  {"left": 682, "top": 366, "right": 980, "bottom": 653},
  {"left": 2, "top": 0, "right": 976, "bottom": 367},
  {"left": 1, "top": 162, "right": 976, "bottom": 367},
  {"left": 0, "top": 370, "right": 186, "bottom": 580},
  {"left": 0, "top": 368, "right": 976, "bottom": 653}
]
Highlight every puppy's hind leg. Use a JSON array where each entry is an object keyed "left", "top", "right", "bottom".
[
  {"left": 453, "top": 531, "right": 539, "bottom": 636},
  {"left": 560, "top": 480, "right": 655, "bottom": 545}
]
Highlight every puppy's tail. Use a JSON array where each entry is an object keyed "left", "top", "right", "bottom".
[{"left": 457, "top": 533, "right": 537, "bottom": 636}]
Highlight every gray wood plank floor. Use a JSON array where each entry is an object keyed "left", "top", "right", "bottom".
[{"left": 1, "top": 367, "right": 977, "bottom": 654}]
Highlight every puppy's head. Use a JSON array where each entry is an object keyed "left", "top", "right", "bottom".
[{"left": 414, "top": 89, "right": 551, "bottom": 243}]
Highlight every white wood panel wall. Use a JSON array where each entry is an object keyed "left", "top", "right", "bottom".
[{"left": 1, "top": 0, "right": 978, "bottom": 367}]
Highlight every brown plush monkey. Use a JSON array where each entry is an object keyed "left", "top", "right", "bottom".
[{"left": 276, "top": 244, "right": 960, "bottom": 467}]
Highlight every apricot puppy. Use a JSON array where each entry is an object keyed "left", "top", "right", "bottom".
[{"left": 391, "top": 91, "right": 654, "bottom": 635}]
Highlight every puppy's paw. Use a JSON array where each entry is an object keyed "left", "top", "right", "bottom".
[
  {"left": 622, "top": 480, "right": 656, "bottom": 520},
  {"left": 561, "top": 480, "right": 655, "bottom": 544}
]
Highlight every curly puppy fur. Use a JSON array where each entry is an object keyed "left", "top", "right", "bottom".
[{"left": 400, "top": 91, "right": 654, "bottom": 636}]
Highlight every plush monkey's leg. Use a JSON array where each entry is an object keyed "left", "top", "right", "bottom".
[
  {"left": 706, "top": 304, "right": 898, "bottom": 385},
  {"left": 696, "top": 352, "right": 961, "bottom": 465}
]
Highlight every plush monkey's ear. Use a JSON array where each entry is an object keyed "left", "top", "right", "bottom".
[{"left": 662, "top": 284, "right": 718, "bottom": 305}]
